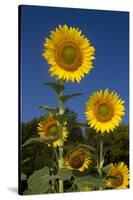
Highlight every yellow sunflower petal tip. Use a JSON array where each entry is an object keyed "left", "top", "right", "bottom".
[
  {"left": 85, "top": 89, "right": 125, "bottom": 133},
  {"left": 43, "top": 24, "right": 95, "bottom": 83}
]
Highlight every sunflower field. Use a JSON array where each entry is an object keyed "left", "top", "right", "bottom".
[{"left": 20, "top": 25, "right": 129, "bottom": 195}]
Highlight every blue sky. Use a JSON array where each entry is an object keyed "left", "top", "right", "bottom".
[{"left": 20, "top": 5, "right": 129, "bottom": 124}]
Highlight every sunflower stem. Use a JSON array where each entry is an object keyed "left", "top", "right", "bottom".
[
  {"left": 58, "top": 80, "right": 64, "bottom": 193},
  {"left": 98, "top": 138, "right": 104, "bottom": 190}
]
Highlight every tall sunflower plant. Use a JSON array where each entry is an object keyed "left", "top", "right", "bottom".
[{"left": 21, "top": 25, "right": 129, "bottom": 194}]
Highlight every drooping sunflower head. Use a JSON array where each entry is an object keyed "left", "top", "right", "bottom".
[
  {"left": 85, "top": 89, "right": 125, "bottom": 133},
  {"left": 106, "top": 162, "right": 129, "bottom": 189},
  {"left": 37, "top": 115, "right": 68, "bottom": 147},
  {"left": 65, "top": 147, "right": 92, "bottom": 172},
  {"left": 43, "top": 24, "right": 95, "bottom": 83}
]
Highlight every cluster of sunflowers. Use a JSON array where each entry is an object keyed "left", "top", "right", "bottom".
[{"left": 22, "top": 25, "right": 129, "bottom": 194}]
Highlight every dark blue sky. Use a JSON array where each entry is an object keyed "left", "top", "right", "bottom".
[{"left": 20, "top": 5, "right": 129, "bottom": 124}]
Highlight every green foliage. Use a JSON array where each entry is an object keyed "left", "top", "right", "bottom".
[
  {"left": 21, "top": 143, "right": 54, "bottom": 176},
  {"left": 22, "top": 137, "right": 43, "bottom": 147},
  {"left": 64, "top": 108, "right": 77, "bottom": 123},
  {"left": 85, "top": 124, "right": 129, "bottom": 165},
  {"left": 22, "top": 158, "right": 33, "bottom": 165},
  {"left": 21, "top": 118, "right": 41, "bottom": 144},
  {"left": 65, "top": 127, "right": 84, "bottom": 145},
  {"left": 27, "top": 166, "right": 52, "bottom": 193},
  {"left": 20, "top": 113, "right": 129, "bottom": 194},
  {"left": 22, "top": 136, "right": 56, "bottom": 148},
  {"left": 44, "top": 82, "right": 65, "bottom": 95},
  {"left": 56, "top": 108, "right": 77, "bottom": 126},
  {"left": 76, "top": 144, "right": 97, "bottom": 152},
  {"left": 38, "top": 105, "right": 58, "bottom": 114},
  {"left": 75, "top": 176, "right": 106, "bottom": 188},
  {"left": 58, "top": 168, "right": 72, "bottom": 181},
  {"left": 60, "top": 93, "right": 82, "bottom": 103},
  {"left": 23, "top": 190, "right": 37, "bottom": 195},
  {"left": 102, "top": 164, "right": 112, "bottom": 174},
  {"left": 21, "top": 172, "right": 27, "bottom": 181}
]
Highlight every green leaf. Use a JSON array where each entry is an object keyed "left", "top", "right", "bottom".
[
  {"left": 55, "top": 112, "right": 77, "bottom": 124},
  {"left": 75, "top": 176, "right": 107, "bottom": 188},
  {"left": 38, "top": 105, "right": 58, "bottom": 113},
  {"left": 44, "top": 82, "right": 65, "bottom": 95},
  {"left": 21, "top": 172, "right": 27, "bottom": 181},
  {"left": 21, "top": 137, "right": 43, "bottom": 148},
  {"left": 58, "top": 168, "right": 72, "bottom": 181},
  {"left": 28, "top": 166, "right": 52, "bottom": 193},
  {"left": 60, "top": 93, "right": 83, "bottom": 103}
]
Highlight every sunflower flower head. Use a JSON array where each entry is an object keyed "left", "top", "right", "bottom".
[
  {"left": 37, "top": 115, "right": 68, "bottom": 147},
  {"left": 85, "top": 89, "right": 125, "bottom": 133},
  {"left": 43, "top": 24, "right": 95, "bottom": 83},
  {"left": 106, "top": 162, "right": 129, "bottom": 189},
  {"left": 65, "top": 147, "right": 92, "bottom": 172}
]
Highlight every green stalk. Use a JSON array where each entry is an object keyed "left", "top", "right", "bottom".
[
  {"left": 58, "top": 81, "right": 64, "bottom": 193},
  {"left": 98, "top": 138, "right": 104, "bottom": 190}
]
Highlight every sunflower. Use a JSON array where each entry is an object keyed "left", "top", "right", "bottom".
[
  {"left": 43, "top": 24, "right": 95, "bottom": 83},
  {"left": 85, "top": 89, "right": 125, "bottom": 133},
  {"left": 37, "top": 115, "right": 68, "bottom": 147},
  {"left": 106, "top": 162, "right": 129, "bottom": 189},
  {"left": 65, "top": 147, "right": 92, "bottom": 172}
]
